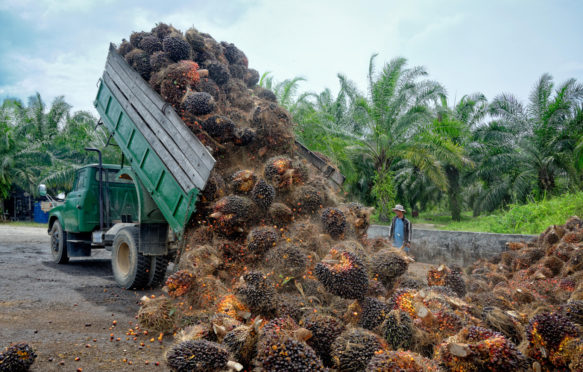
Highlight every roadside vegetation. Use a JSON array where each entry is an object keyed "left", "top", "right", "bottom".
[
  {"left": 0, "top": 221, "right": 47, "bottom": 227},
  {"left": 405, "top": 191, "right": 583, "bottom": 234}
]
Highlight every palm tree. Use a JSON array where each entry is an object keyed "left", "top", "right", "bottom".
[
  {"left": 0, "top": 94, "right": 102, "bottom": 206},
  {"left": 489, "top": 74, "right": 583, "bottom": 194},
  {"left": 393, "top": 159, "right": 442, "bottom": 213},
  {"left": 338, "top": 55, "right": 463, "bottom": 220},
  {"left": 464, "top": 120, "right": 524, "bottom": 215},
  {"left": 432, "top": 93, "right": 486, "bottom": 220}
]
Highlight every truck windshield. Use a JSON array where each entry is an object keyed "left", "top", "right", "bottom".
[{"left": 96, "top": 169, "right": 133, "bottom": 184}]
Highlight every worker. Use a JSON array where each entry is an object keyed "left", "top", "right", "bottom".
[{"left": 388, "top": 204, "right": 412, "bottom": 253}]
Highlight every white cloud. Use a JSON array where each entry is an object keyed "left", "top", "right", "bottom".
[{"left": 1, "top": 50, "right": 103, "bottom": 113}]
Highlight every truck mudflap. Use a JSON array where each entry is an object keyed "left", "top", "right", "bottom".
[{"left": 139, "top": 223, "right": 168, "bottom": 256}]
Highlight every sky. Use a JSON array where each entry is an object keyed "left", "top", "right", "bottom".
[{"left": 0, "top": 0, "right": 582, "bottom": 114}]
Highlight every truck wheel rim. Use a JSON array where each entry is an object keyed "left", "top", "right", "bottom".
[{"left": 117, "top": 242, "right": 131, "bottom": 276}]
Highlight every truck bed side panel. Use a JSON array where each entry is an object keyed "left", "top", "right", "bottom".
[{"left": 94, "top": 82, "right": 198, "bottom": 238}]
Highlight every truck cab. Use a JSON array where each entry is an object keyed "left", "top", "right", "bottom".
[
  {"left": 47, "top": 164, "right": 169, "bottom": 289},
  {"left": 49, "top": 164, "right": 137, "bottom": 238}
]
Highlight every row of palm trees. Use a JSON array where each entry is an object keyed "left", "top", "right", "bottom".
[
  {"left": 0, "top": 94, "right": 117, "bottom": 215},
  {"left": 265, "top": 56, "right": 583, "bottom": 221},
  {"left": 2, "top": 58, "right": 581, "bottom": 223}
]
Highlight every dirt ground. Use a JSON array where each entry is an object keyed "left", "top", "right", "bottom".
[
  {"left": 0, "top": 225, "right": 431, "bottom": 371},
  {"left": 0, "top": 225, "right": 171, "bottom": 371}
]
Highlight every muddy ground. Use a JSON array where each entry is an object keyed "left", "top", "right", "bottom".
[{"left": 0, "top": 225, "right": 431, "bottom": 371}]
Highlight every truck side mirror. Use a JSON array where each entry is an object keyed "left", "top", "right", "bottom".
[{"left": 38, "top": 184, "right": 47, "bottom": 197}]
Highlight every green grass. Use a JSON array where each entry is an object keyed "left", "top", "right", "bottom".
[
  {"left": 374, "top": 191, "right": 583, "bottom": 235},
  {"left": 0, "top": 221, "right": 48, "bottom": 228},
  {"left": 442, "top": 192, "right": 583, "bottom": 234}
]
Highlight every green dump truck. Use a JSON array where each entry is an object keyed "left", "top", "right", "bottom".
[{"left": 45, "top": 44, "right": 216, "bottom": 289}]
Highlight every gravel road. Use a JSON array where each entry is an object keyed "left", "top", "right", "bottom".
[{"left": 0, "top": 225, "right": 171, "bottom": 371}]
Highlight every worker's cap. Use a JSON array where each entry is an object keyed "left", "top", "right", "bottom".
[{"left": 392, "top": 204, "right": 406, "bottom": 213}]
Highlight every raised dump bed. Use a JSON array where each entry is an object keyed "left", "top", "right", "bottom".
[{"left": 94, "top": 44, "right": 215, "bottom": 237}]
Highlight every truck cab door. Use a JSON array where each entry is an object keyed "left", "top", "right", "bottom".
[{"left": 63, "top": 168, "right": 88, "bottom": 233}]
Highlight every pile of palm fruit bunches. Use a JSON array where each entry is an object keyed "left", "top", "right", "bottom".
[{"left": 74, "top": 22, "right": 583, "bottom": 371}]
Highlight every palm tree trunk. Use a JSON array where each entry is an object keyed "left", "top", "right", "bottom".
[
  {"left": 538, "top": 169, "right": 555, "bottom": 194},
  {"left": 373, "top": 165, "right": 395, "bottom": 223},
  {"left": 446, "top": 165, "right": 461, "bottom": 221}
]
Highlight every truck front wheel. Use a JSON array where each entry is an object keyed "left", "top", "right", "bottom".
[
  {"left": 111, "top": 227, "right": 150, "bottom": 289},
  {"left": 50, "top": 220, "right": 69, "bottom": 264}
]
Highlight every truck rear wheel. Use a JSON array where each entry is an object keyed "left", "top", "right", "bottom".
[
  {"left": 50, "top": 220, "right": 69, "bottom": 264},
  {"left": 111, "top": 227, "right": 151, "bottom": 289},
  {"left": 148, "top": 256, "right": 170, "bottom": 288}
]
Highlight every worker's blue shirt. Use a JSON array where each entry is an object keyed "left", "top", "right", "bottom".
[{"left": 393, "top": 217, "right": 405, "bottom": 248}]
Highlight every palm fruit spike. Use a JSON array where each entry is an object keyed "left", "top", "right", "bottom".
[
  {"left": 233, "top": 127, "right": 256, "bottom": 146},
  {"left": 165, "top": 270, "right": 195, "bottom": 298},
  {"left": 353, "top": 297, "right": 390, "bottom": 331},
  {"left": 259, "top": 339, "right": 325, "bottom": 372},
  {"left": 231, "top": 170, "right": 257, "bottom": 195},
  {"left": 314, "top": 249, "right": 369, "bottom": 300},
  {"left": 182, "top": 92, "right": 215, "bottom": 116},
  {"left": 300, "top": 314, "right": 345, "bottom": 367},
  {"left": 388, "top": 288, "right": 418, "bottom": 319},
  {"left": 321, "top": 207, "right": 347, "bottom": 239},
  {"left": 234, "top": 272, "right": 277, "bottom": 315},
  {"left": 138, "top": 296, "right": 179, "bottom": 333},
  {"left": 370, "top": 249, "right": 409, "bottom": 290},
  {"left": 150, "top": 51, "right": 172, "bottom": 71},
  {"left": 427, "top": 264, "right": 466, "bottom": 297},
  {"left": 139, "top": 35, "right": 163, "bottom": 54},
  {"left": 382, "top": 309, "right": 414, "bottom": 351},
  {"left": 162, "top": 35, "right": 191, "bottom": 62},
  {"left": 215, "top": 294, "right": 249, "bottom": 321},
  {"left": 201, "top": 115, "right": 235, "bottom": 143},
  {"left": 118, "top": 39, "right": 133, "bottom": 56},
  {"left": 246, "top": 227, "right": 279, "bottom": 256},
  {"left": 207, "top": 62, "right": 230, "bottom": 85},
  {"left": 291, "top": 185, "right": 323, "bottom": 214},
  {"left": 263, "top": 156, "right": 307, "bottom": 191},
  {"left": 151, "top": 22, "right": 177, "bottom": 40},
  {"left": 268, "top": 203, "right": 293, "bottom": 226},
  {"left": 129, "top": 31, "right": 149, "bottom": 47},
  {"left": 434, "top": 326, "right": 529, "bottom": 372},
  {"left": 254, "top": 317, "right": 312, "bottom": 362},
  {"left": 251, "top": 179, "right": 275, "bottom": 210},
  {"left": 222, "top": 318, "right": 262, "bottom": 366},
  {"left": 0, "top": 343, "right": 37, "bottom": 372},
  {"left": 210, "top": 195, "right": 255, "bottom": 235},
  {"left": 331, "top": 327, "right": 387, "bottom": 372},
  {"left": 165, "top": 340, "right": 242, "bottom": 372},
  {"left": 221, "top": 42, "right": 248, "bottom": 66},
  {"left": 266, "top": 244, "right": 307, "bottom": 278},
  {"left": 526, "top": 312, "right": 579, "bottom": 369}
]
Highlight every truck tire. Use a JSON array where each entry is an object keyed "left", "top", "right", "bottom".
[
  {"left": 111, "top": 227, "right": 151, "bottom": 289},
  {"left": 148, "top": 256, "right": 170, "bottom": 288},
  {"left": 50, "top": 219, "right": 69, "bottom": 264}
]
